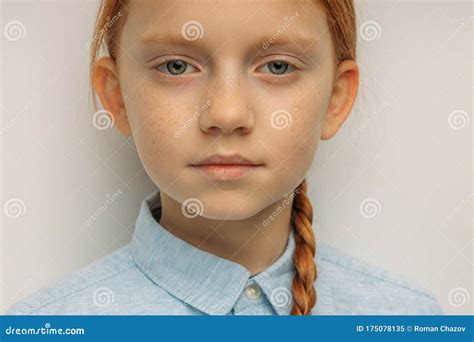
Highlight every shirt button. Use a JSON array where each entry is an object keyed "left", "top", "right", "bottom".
[{"left": 244, "top": 283, "right": 262, "bottom": 300}]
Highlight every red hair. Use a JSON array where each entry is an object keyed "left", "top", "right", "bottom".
[{"left": 89, "top": 0, "right": 357, "bottom": 315}]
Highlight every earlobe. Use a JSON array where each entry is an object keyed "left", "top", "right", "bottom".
[
  {"left": 321, "top": 60, "right": 359, "bottom": 140},
  {"left": 93, "top": 57, "right": 132, "bottom": 137}
]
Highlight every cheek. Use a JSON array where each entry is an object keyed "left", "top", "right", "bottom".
[
  {"left": 123, "top": 83, "right": 194, "bottom": 177},
  {"left": 260, "top": 87, "right": 326, "bottom": 170}
]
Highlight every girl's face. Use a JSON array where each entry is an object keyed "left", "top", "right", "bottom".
[{"left": 99, "top": 0, "right": 357, "bottom": 219}]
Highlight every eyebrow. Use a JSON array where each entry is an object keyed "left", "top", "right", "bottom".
[
  {"left": 259, "top": 35, "right": 319, "bottom": 51},
  {"left": 139, "top": 33, "right": 200, "bottom": 46},
  {"left": 137, "top": 32, "right": 319, "bottom": 52}
]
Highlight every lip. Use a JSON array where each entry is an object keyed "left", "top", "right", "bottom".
[
  {"left": 190, "top": 154, "right": 263, "bottom": 181},
  {"left": 192, "top": 154, "right": 261, "bottom": 166}
]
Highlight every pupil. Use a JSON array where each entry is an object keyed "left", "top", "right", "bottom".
[
  {"left": 269, "top": 61, "right": 288, "bottom": 74},
  {"left": 167, "top": 60, "right": 186, "bottom": 75}
]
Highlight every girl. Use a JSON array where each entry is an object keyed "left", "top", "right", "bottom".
[{"left": 8, "top": 0, "right": 442, "bottom": 315}]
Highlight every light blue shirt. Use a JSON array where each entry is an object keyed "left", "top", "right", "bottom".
[{"left": 7, "top": 189, "right": 443, "bottom": 315}]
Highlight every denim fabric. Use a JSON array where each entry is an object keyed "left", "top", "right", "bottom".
[{"left": 7, "top": 189, "right": 443, "bottom": 315}]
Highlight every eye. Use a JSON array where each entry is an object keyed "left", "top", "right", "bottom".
[
  {"left": 258, "top": 60, "right": 296, "bottom": 76},
  {"left": 155, "top": 59, "right": 197, "bottom": 76}
]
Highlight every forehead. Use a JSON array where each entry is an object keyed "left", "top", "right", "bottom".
[{"left": 121, "top": 0, "right": 329, "bottom": 53}]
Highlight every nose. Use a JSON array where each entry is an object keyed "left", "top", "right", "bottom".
[{"left": 199, "top": 71, "right": 256, "bottom": 136}]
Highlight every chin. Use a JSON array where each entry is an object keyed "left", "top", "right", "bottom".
[{"left": 197, "top": 193, "right": 263, "bottom": 220}]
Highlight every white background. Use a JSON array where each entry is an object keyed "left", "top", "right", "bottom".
[{"left": 1, "top": 0, "right": 472, "bottom": 314}]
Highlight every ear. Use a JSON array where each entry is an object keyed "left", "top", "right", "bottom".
[
  {"left": 321, "top": 60, "right": 359, "bottom": 140},
  {"left": 93, "top": 57, "right": 131, "bottom": 137}
]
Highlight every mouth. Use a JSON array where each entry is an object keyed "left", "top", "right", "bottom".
[{"left": 190, "top": 154, "right": 264, "bottom": 181}]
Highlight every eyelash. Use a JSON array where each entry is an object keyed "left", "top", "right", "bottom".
[{"left": 153, "top": 58, "right": 298, "bottom": 80}]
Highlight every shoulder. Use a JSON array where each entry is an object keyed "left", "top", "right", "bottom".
[
  {"left": 6, "top": 245, "right": 181, "bottom": 315},
  {"left": 314, "top": 242, "right": 443, "bottom": 315}
]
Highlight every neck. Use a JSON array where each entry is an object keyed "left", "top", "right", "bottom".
[{"left": 158, "top": 192, "right": 294, "bottom": 276}]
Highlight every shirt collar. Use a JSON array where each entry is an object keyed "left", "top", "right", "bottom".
[{"left": 130, "top": 189, "right": 296, "bottom": 315}]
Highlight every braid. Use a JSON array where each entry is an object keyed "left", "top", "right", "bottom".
[{"left": 289, "top": 179, "right": 317, "bottom": 315}]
